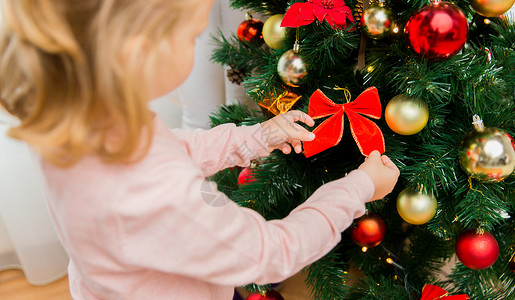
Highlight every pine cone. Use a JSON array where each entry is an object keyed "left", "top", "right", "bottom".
[
  {"left": 354, "top": 0, "right": 364, "bottom": 28},
  {"left": 227, "top": 66, "right": 247, "bottom": 85}
]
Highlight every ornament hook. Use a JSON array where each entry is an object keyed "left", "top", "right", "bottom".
[
  {"left": 333, "top": 86, "right": 352, "bottom": 103},
  {"left": 293, "top": 28, "right": 301, "bottom": 53},
  {"left": 472, "top": 115, "right": 484, "bottom": 131}
]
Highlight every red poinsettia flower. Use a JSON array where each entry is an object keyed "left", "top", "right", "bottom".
[{"left": 281, "top": 0, "right": 355, "bottom": 30}]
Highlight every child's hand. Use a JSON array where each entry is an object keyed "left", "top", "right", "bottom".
[
  {"left": 261, "top": 110, "right": 316, "bottom": 154},
  {"left": 358, "top": 150, "right": 400, "bottom": 201}
]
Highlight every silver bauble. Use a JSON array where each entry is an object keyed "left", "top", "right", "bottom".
[
  {"left": 277, "top": 50, "right": 307, "bottom": 87},
  {"left": 361, "top": 4, "right": 398, "bottom": 39},
  {"left": 459, "top": 126, "right": 515, "bottom": 181}
]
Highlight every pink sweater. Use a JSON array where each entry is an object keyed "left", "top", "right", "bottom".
[{"left": 39, "top": 115, "right": 374, "bottom": 300}]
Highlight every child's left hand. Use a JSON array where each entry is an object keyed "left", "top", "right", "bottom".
[{"left": 261, "top": 110, "right": 316, "bottom": 154}]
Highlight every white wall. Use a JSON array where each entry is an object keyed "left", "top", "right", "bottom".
[{"left": 0, "top": 110, "right": 70, "bottom": 285}]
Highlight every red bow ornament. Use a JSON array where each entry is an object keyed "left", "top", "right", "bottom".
[
  {"left": 303, "top": 87, "right": 385, "bottom": 158},
  {"left": 420, "top": 285, "right": 469, "bottom": 300},
  {"left": 281, "top": 0, "right": 355, "bottom": 30}
]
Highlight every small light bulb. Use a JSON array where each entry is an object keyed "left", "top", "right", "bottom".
[
  {"left": 484, "top": 18, "right": 491, "bottom": 25},
  {"left": 393, "top": 27, "right": 399, "bottom": 34},
  {"left": 362, "top": 246, "right": 368, "bottom": 252},
  {"left": 386, "top": 258, "right": 394, "bottom": 264},
  {"left": 367, "top": 66, "right": 375, "bottom": 73}
]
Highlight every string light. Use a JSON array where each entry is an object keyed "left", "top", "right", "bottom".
[
  {"left": 362, "top": 246, "right": 368, "bottom": 252},
  {"left": 385, "top": 257, "right": 405, "bottom": 270},
  {"left": 373, "top": 244, "right": 419, "bottom": 294}
]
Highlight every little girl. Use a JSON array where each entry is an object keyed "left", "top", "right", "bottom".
[{"left": 0, "top": 0, "right": 399, "bottom": 299}]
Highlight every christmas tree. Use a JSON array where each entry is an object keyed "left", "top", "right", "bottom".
[{"left": 210, "top": 0, "right": 515, "bottom": 299}]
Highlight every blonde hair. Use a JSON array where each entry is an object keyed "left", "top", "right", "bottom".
[{"left": 0, "top": 0, "right": 197, "bottom": 167}]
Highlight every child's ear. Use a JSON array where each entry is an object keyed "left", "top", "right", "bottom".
[{"left": 119, "top": 35, "right": 149, "bottom": 66}]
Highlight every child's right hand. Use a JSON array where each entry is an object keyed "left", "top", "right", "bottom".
[
  {"left": 260, "top": 110, "right": 315, "bottom": 154},
  {"left": 358, "top": 150, "right": 400, "bottom": 201}
]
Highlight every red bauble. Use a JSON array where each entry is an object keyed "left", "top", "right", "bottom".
[
  {"left": 455, "top": 230, "right": 499, "bottom": 270},
  {"left": 237, "top": 19, "right": 264, "bottom": 44},
  {"left": 238, "top": 167, "right": 256, "bottom": 186},
  {"left": 246, "top": 290, "right": 284, "bottom": 300},
  {"left": 349, "top": 214, "right": 386, "bottom": 248},
  {"left": 404, "top": 1, "right": 468, "bottom": 60}
]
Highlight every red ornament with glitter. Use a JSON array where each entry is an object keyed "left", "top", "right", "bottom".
[
  {"left": 281, "top": 0, "right": 355, "bottom": 30},
  {"left": 237, "top": 14, "right": 264, "bottom": 44},
  {"left": 349, "top": 214, "right": 386, "bottom": 248},
  {"left": 404, "top": 1, "right": 468, "bottom": 60},
  {"left": 455, "top": 230, "right": 499, "bottom": 270}
]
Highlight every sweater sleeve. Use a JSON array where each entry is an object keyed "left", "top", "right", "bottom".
[
  {"left": 170, "top": 123, "right": 269, "bottom": 177},
  {"left": 117, "top": 160, "right": 374, "bottom": 287}
]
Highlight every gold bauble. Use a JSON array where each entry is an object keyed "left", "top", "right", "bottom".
[
  {"left": 385, "top": 94, "right": 429, "bottom": 135},
  {"left": 263, "top": 14, "right": 287, "bottom": 49},
  {"left": 459, "top": 126, "right": 515, "bottom": 181},
  {"left": 397, "top": 189, "right": 437, "bottom": 225},
  {"left": 470, "top": 0, "right": 515, "bottom": 17},
  {"left": 361, "top": 4, "right": 398, "bottom": 39}
]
